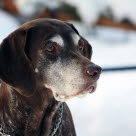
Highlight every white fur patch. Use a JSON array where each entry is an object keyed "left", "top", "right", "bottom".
[
  {"left": 50, "top": 35, "right": 64, "bottom": 47},
  {"left": 35, "top": 68, "right": 39, "bottom": 73},
  {"left": 44, "top": 59, "right": 86, "bottom": 101},
  {"left": 71, "top": 33, "right": 80, "bottom": 45}
]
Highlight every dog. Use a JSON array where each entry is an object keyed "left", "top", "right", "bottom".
[{"left": 0, "top": 19, "right": 101, "bottom": 136}]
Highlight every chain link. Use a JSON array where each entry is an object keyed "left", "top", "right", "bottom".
[
  {"left": 50, "top": 103, "right": 64, "bottom": 136},
  {"left": 0, "top": 124, "right": 11, "bottom": 136}
]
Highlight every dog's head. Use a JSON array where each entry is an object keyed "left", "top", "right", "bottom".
[{"left": 0, "top": 19, "right": 101, "bottom": 101}]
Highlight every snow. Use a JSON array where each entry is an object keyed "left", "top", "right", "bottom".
[
  {"left": 0, "top": 10, "right": 20, "bottom": 42},
  {"left": 91, "top": 30, "right": 136, "bottom": 68}
]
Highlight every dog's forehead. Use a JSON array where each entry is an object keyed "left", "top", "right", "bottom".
[
  {"left": 21, "top": 19, "right": 81, "bottom": 47},
  {"left": 49, "top": 33, "right": 80, "bottom": 48}
]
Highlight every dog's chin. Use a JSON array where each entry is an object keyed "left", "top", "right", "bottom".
[
  {"left": 44, "top": 83, "right": 97, "bottom": 102},
  {"left": 82, "top": 83, "right": 97, "bottom": 94},
  {"left": 76, "top": 83, "right": 97, "bottom": 99}
]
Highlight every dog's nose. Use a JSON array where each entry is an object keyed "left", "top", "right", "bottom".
[{"left": 86, "top": 64, "right": 102, "bottom": 79}]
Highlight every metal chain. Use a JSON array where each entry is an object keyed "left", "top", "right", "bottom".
[
  {"left": 0, "top": 124, "right": 11, "bottom": 136},
  {"left": 50, "top": 103, "right": 64, "bottom": 136}
]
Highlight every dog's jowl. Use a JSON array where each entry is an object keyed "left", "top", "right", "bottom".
[{"left": 0, "top": 19, "right": 101, "bottom": 136}]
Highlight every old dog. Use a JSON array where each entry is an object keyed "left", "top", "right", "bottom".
[{"left": 0, "top": 19, "right": 101, "bottom": 136}]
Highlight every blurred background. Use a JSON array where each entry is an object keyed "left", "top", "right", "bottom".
[{"left": 0, "top": 0, "right": 136, "bottom": 136}]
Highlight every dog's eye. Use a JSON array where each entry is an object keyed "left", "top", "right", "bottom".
[
  {"left": 44, "top": 41, "right": 57, "bottom": 53},
  {"left": 78, "top": 39, "right": 84, "bottom": 52}
]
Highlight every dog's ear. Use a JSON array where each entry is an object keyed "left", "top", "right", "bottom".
[
  {"left": 65, "top": 22, "right": 79, "bottom": 35},
  {"left": 0, "top": 28, "right": 36, "bottom": 97}
]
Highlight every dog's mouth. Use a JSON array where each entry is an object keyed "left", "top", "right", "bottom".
[
  {"left": 48, "top": 82, "right": 97, "bottom": 102},
  {"left": 83, "top": 83, "right": 97, "bottom": 94},
  {"left": 76, "top": 83, "right": 97, "bottom": 98}
]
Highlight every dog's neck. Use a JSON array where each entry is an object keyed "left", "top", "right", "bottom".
[{"left": 0, "top": 82, "right": 61, "bottom": 136}]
